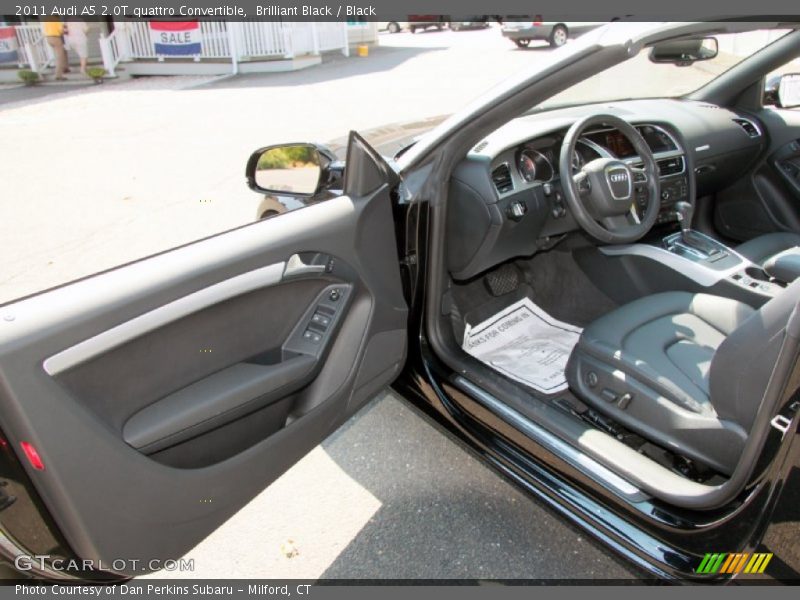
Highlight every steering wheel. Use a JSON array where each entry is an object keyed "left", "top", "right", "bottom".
[{"left": 559, "top": 114, "right": 660, "bottom": 244}]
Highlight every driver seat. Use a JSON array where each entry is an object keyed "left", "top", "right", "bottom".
[{"left": 566, "top": 279, "right": 800, "bottom": 475}]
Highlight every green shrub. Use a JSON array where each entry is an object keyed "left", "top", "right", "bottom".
[
  {"left": 257, "top": 146, "right": 319, "bottom": 170},
  {"left": 86, "top": 67, "right": 106, "bottom": 82},
  {"left": 17, "top": 69, "right": 39, "bottom": 85}
]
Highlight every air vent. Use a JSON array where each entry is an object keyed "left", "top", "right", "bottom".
[
  {"left": 491, "top": 164, "right": 513, "bottom": 194},
  {"left": 657, "top": 156, "right": 684, "bottom": 177},
  {"left": 733, "top": 118, "right": 761, "bottom": 138},
  {"left": 473, "top": 140, "right": 489, "bottom": 153}
]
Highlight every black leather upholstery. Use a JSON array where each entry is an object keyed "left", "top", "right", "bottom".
[
  {"left": 737, "top": 232, "right": 800, "bottom": 282},
  {"left": 567, "top": 279, "right": 800, "bottom": 476}
]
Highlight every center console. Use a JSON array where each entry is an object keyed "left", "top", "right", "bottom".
[
  {"left": 661, "top": 229, "right": 784, "bottom": 298},
  {"left": 633, "top": 157, "right": 690, "bottom": 226},
  {"left": 599, "top": 198, "right": 786, "bottom": 305},
  {"left": 661, "top": 200, "right": 784, "bottom": 298}
]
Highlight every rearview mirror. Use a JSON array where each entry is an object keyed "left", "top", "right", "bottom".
[
  {"left": 246, "top": 144, "right": 323, "bottom": 196},
  {"left": 649, "top": 37, "right": 718, "bottom": 66}
]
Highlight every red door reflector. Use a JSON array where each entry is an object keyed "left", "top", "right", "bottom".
[{"left": 20, "top": 441, "right": 44, "bottom": 470}]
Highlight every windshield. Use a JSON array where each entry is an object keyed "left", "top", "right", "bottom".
[{"left": 538, "top": 28, "right": 792, "bottom": 110}]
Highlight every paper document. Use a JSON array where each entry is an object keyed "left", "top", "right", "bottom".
[{"left": 462, "top": 298, "right": 582, "bottom": 395}]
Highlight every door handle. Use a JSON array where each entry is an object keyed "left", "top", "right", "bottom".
[{"left": 283, "top": 253, "right": 327, "bottom": 278}]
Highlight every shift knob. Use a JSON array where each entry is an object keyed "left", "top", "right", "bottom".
[{"left": 674, "top": 201, "right": 693, "bottom": 232}]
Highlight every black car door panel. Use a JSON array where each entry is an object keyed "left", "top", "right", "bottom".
[{"left": 0, "top": 134, "right": 407, "bottom": 576}]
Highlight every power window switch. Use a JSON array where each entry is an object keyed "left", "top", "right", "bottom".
[
  {"left": 303, "top": 329, "right": 322, "bottom": 344},
  {"left": 311, "top": 312, "right": 331, "bottom": 328}
]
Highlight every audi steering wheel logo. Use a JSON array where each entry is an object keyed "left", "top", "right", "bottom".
[{"left": 609, "top": 172, "right": 628, "bottom": 183}]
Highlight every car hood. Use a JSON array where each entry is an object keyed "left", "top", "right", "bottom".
[{"left": 325, "top": 115, "right": 449, "bottom": 160}]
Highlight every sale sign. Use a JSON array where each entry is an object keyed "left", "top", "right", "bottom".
[
  {"left": 0, "top": 26, "right": 18, "bottom": 64},
  {"left": 149, "top": 22, "right": 202, "bottom": 56}
]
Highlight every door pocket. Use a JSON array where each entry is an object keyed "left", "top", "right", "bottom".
[{"left": 123, "top": 354, "right": 317, "bottom": 455}]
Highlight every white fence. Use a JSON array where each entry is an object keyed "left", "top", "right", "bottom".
[
  {"left": 317, "top": 22, "right": 350, "bottom": 52},
  {"left": 98, "top": 26, "right": 124, "bottom": 76},
  {"left": 13, "top": 24, "right": 53, "bottom": 72},
  {"left": 103, "top": 21, "right": 348, "bottom": 73},
  {"left": 5, "top": 21, "right": 349, "bottom": 75},
  {"left": 237, "top": 22, "right": 288, "bottom": 58}
]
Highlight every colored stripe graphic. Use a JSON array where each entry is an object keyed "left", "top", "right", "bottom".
[
  {"left": 149, "top": 22, "right": 201, "bottom": 56},
  {"left": 0, "top": 26, "right": 18, "bottom": 64},
  {"left": 696, "top": 552, "right": 773, "bottom": 574}
]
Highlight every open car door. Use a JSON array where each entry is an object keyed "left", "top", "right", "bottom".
[{"left": 0, "top": 133, "right": 407, "bottom": 579}]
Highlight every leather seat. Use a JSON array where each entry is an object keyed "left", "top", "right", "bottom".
[
  {"left": 737, "top": 232, "right": 800, "bottom": 282},
  {"left": 566, "top": 279, "right": 800, "bottom": 476}
]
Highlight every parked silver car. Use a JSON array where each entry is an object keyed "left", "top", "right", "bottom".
[{"left": 501, "top": 20, "right": 600, "bottom": 47}]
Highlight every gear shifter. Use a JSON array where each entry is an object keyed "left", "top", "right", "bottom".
[
  {"left": 674, "top": 201, "right": 693, "bottom": 235},
  {"left": 672, "top": 201, "right": 720, "bottom": 257}
]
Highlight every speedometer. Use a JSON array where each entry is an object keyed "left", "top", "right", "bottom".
[
  {"left": 517, "top": 149, "right": 554, "bottom": 183},
  {"left": 518, "top": 151, "right": 537, "bottom": 182}
]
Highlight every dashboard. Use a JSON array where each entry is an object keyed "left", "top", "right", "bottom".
[
  {"left": 502, "top": 124, "right": 679, "bottom": 190},
  {"left": 447, "top": 99, "right": 766, "bottom": 280}
]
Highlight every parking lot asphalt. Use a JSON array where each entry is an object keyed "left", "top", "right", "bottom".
[
  {"left": 0, "top": 81, "right": 97, "bottom": 108},
  {"left": 139, "top": 392, "right": 640, "bottom": 580}
]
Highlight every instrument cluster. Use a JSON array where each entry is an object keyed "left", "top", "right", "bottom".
[{"left": 515, "top": 140, "right": 600, "bottom": 184}]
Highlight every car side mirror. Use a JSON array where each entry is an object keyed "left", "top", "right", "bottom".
[
  {"left": 246, "top": 144, "right": 327, "bottom": 196},
  {"left": 773, "top": 73, "right": 800, "bottom": 109},
  {"left": 649, "top": 37, "right": 718, "bottom": 66}
]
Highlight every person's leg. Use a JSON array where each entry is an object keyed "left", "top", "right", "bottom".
[
  {"left": 58, "top": 39, "right": 69, "bottom": 75},
  {"left": 47, "top": 36, "right": 67, "bottom": 79},
  {"left": 79, "top": 39, "right": 89, "bottom": 74}
]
